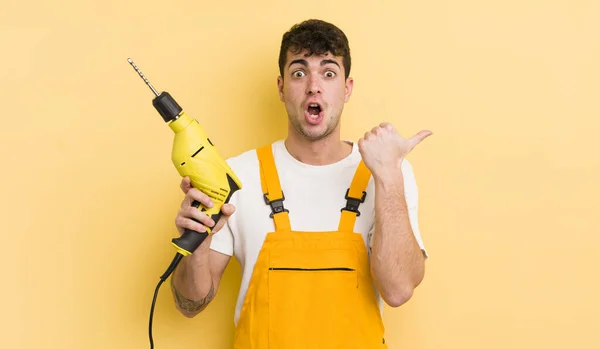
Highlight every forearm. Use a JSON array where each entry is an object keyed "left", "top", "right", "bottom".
[
  {"left": 370, "top": 168, "right": 425, "bottom": 307},
  {"left": 170, "top": 235, "right": 216, "bottom": 317}
]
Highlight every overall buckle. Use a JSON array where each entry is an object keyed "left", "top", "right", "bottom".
[
  {"left": 341, "top": 188, "right": 366, "bottom": 216},
  {"left": 264, "top": 192, "right": 289, "bottom": 218}
]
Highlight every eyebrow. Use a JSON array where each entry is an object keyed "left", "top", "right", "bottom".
[{"left": 288, "top": 58, "right": 340, "bottom": 69}]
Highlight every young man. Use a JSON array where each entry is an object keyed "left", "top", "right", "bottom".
[{"left": 171, "top": 19, "right": 431, "bottom": 348}]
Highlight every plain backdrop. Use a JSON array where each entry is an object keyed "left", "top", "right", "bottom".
[{"left": 1, "top": 0, "right": 599, "bottom": 348}]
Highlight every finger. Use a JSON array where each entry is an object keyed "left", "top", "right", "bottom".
[
  {"left": 408, "top": 130, "right": 433, "bottom": 151},
  {"left": 184, "top": 206, "right": 216, "bottom": 227},
  {"left": 175, "top": 214, "right": 207, "bottom": 233},
  {"left": 180, "top": 176, "right": 192, "bottom": 193},
  {"left": 186, "top": 188, "right": 214, "bottom": 209},
  {"left": 379, "top": 122, "right": 394, "bottom": 131}
]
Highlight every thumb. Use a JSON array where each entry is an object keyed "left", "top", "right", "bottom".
[
  {"left": 221, "top": 203, "right": 236, "bottom": 216},
  {"left": 212, "top": 204, "right": 236, "bottom": 233},
  {"left": 408, "top": 130, "right": 433, "bottom": 152}
]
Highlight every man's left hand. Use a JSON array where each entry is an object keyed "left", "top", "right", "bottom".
[{"left": 358, "top": 122, "right": 432, "bottom": 179}]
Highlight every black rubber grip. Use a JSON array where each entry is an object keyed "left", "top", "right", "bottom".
[
  {"left": 172, "top": 229, "right": 208, "bottom": 255},
  {"left": 171, "top": 200, "right": 222, "bottom": 254}
]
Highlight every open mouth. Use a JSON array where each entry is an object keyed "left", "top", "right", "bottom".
[
  {"left": 307, "top": 103, "right": 322, "bottom": 116},
  {"left": 305, "top": 103, "right": 323, "bottom": 122}
]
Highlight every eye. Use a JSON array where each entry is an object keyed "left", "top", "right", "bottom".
[
  {"left": 325, "top": 70, "right": 336, "bottom": 78},
  {"left": 292, "top": 70, "right": 306, "bottom": 78}
]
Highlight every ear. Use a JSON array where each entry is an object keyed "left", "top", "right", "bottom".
[
  {"left": 344, "top": 76, "right": 354, "bottom": 103},
  {"left": 277, "top": 76, "right": 285, "bottom": 102}
]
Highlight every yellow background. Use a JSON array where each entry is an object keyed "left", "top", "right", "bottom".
[{"left": 1, "top": 0, "right": 599, "bottom": 348}]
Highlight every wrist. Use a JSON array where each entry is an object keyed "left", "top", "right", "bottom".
[
  {"left": 187, "top": 235, "right": 212, "bottom": 262},
  {"left": 373, "top": 166, "right": 404, "bottom": 188}
]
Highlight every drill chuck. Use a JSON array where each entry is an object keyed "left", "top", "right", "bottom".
[
  {"left": 127, "top": 58, "right": 183, "bottom": 123},
  {"left": 153, "top": 92, "right": 183, "bottom": 123}
]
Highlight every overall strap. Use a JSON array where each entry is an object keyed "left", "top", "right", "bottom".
[
  {"left": 338, "top": 160, "right": 371, "bottom": 232},
  {"left": 257, "top": 145, "right": 292, "bottom": 232}
]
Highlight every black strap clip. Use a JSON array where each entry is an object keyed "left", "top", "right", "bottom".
[
  {"left": 341, "top": 188, "right": 367, "bottom": 216},
  {"left": 264, "top": 192, "right": 289, "bottom": 218}
]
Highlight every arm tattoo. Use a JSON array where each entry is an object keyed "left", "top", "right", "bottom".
[{"left": 170, "top": 276, "right": 216, "bottom": 313}]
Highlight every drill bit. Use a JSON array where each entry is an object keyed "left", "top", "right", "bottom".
[{"left": 128, "top": 58, "right": 160, "bottom": 97}]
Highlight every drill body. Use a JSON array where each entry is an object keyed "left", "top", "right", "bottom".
[{"left": 168, "top": 111, "right": 242, "bottom": 256}]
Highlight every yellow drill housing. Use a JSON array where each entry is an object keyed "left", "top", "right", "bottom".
[{"left": 168, "top": 111, "right": 242, "bottom": 255}]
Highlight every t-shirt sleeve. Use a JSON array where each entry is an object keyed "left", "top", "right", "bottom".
[
  {"left": 367, "top": 159, "right": 428, "bottom": 259},
  {"left": 209, "top": 218, "right": 235, "bottom": 256}
]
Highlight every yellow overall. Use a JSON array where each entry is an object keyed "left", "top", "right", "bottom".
[{"left": 233, "top": 145, "right": 387, "bottom": 349}]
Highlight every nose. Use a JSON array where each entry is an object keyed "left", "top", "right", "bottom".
[{"left": 306, "top": 76, "right": 322, "bottom": 95}]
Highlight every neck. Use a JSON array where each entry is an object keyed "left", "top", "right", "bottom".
[{"left": 284, "top": 127, "right": 352, "bottom": 166}]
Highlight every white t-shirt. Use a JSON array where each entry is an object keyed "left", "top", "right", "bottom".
[{"left": 210, "top": 139, "right": 427, "bottom": 325}]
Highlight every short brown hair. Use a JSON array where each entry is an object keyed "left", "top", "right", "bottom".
[{"left": 279, "top": 19, "right": 351, "bottom": 79}]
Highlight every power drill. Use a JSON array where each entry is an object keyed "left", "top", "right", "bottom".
[{"left": 127, "top": 58, "right": 242, "bottom": 348}]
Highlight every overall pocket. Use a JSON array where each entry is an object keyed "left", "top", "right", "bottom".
[
  {"left": 268, "top": 263, "right": 360, "bottom": 348},
  {"left": 269, "top": 267, "right": 355, "bottom": 272}
]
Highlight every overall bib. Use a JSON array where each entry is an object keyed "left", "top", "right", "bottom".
[{"left": 233, "top": 145, "right": 387, "bottom": 349}]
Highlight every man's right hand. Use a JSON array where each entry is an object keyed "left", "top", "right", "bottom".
[
  {"left": 171, "top": 176, "right": 234, "bottom": 318},
  {"left": 175, "top": 176, "right": 236, "bottom": 237}
]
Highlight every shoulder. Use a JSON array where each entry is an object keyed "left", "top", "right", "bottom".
[
  {"left": 223, "top": 141, "right": 278, "bottom": 180},
  {"left": 223, "top": 148, "right": 259, "bottom": 189},
  {"left": 225, "top": 147, "right": 259, "bottom": 172},
  {"left": 224, "top": 141, "right": 282, "bottom": 170}
]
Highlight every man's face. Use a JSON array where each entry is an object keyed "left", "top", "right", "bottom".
[{"left": 277, "top": 49, "right": 354, "bottom": 141}]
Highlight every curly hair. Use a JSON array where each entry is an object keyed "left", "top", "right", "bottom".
[{"left": 278, "top": 19, "right": 351, "bottom": 79}]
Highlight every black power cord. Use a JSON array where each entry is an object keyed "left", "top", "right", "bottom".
[{"left": 149, "top": 252, "right": 184, "bottom": 349}]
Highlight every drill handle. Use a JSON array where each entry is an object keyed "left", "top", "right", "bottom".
[{"left": 171, "top": 200, "right": 222, "bottom": 255}]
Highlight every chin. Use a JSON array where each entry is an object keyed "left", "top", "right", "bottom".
[
  {"left": 301, "top": 127, "right": 332, "bottom": 141},
  {"left": 290, "top": 114, "right": 337, "bottom": 141}
]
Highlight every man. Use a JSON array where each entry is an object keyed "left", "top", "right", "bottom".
[{"left": 171, "top": 19, "right": 431, "bottom": 348}]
